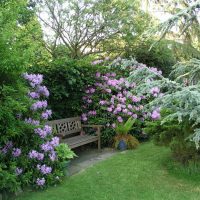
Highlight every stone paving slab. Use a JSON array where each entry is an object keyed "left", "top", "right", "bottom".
[{"left": 67, "top": 148, "right": 118, "bottom": 176}]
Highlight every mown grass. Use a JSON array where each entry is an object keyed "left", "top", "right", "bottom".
[{"left": 16, "top": 142, "right": 200, "bottom": 200}]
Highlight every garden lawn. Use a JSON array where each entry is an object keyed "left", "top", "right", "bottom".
[{"left": 17, "top": 143, "right": 200, "bottom": 200}]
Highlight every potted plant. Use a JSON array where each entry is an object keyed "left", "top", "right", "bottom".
[
  {"left": 114, "top": 118, "right": 139, "bottom": 150},
  {"left": 55, "top": 144, "right": 76, "bottom": 175}
]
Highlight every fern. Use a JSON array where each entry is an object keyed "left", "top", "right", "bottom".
[{"left": 115, "top": 118, "right": 135, "bottom": 135}]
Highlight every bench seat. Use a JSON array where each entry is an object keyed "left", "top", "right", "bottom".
[{"left": 62, "top": 135, "right": 99, "bottom": 149}]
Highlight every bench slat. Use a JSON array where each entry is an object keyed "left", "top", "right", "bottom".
[{"left": 62, "top": 135, "right": 98, "bottom": 145}]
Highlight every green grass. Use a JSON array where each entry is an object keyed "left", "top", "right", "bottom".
[{"left": 17, "top": 143, "right": 200, "bottom": 200}]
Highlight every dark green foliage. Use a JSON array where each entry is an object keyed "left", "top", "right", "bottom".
[
  {"left": 144, "top": 109, "right": 200, "bottom": 164},
  {"left": 30, "top": 58, "right": 108, "bottom": 119},
  {"left": 125, "top": 40, "right": 176, "bottom": 76}
]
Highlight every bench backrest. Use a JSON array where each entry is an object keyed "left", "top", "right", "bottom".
[{"left": 47, "top": 117, "right": 82, "bottom": 137}]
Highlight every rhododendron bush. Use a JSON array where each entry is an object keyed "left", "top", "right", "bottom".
[
  {"left": 0, "top": 73, "right": 74, "bottom": 194},
  {"left": 81, "top": 59, "right": 162, "bottom": 144}
]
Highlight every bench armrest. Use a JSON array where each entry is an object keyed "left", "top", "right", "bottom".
[
  {"left": 82, "top": 125, "right": 103, "bottom": 129},
  {"left": 82, "top": 125, "right": 103, "bottom": 136}
]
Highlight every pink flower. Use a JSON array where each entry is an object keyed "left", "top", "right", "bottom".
[
  {"left": 112, "top": 123, "right": 116, "bottom": 128},
  {"left": 151, "top": 110, "right": 160, "bottom": 120},
  {"left": 99, "top": 100, "right": 107, "bottom": 105},
  {"left": 132, "top": 114, "right": 138, "bottom": 119},
  {"left": 150, "top": 87, "right": 160, "bottom": 95},
  {"left": 128, "top": 104, "right": 133, "bottom": 109},
  {"left": 106, "top": 88, "right": 111, "bottom": 93},
  {"left": 132, "top": 96, "right": 140, "bottom": 103},
  {"left": 122, "top": 109, "right": 128, "bottom": 114},
  {"left": 90, "top": 88, "right": 95, "bottom": 93},
  {"left": 107, "top": 107, "right": 113, "bottom": 112},
  {"left": 116, "top": 107, "right": 122, "bottom": 112},
  {"left": 117, "top": 116, "right": 123, "bottom": 123},
  {"left": 96, "top": 72, "right": 101, "bottom": 77},
  {"left": 128, "top": 112, "right": 133, "bottom": 116}
]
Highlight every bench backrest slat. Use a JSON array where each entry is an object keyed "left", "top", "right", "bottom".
[{"left": 47, "top": 117, "right": 81, "bottom": 137}]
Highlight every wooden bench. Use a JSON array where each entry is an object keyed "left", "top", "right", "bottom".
[{"left": 47, "top": 117, "right": 102, "bottom": 150}]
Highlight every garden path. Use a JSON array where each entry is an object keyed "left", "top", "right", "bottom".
[{"left": 67, "top": 147, "right": 118, "bottom": 176}]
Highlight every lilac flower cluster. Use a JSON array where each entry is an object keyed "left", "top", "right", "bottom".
[
  {"left": 29, "top": 150, "right": 44, "bottom": 161},
  {"left": 151, "top": 109, "right": 161, "bottom": 120},
  {"left": 149, "top": 67, "right": 162, "bottom": 76},
  {"left": 150, "top": 87, "right": 160, "bottom": 97},
  {"left": 0, "top": 141, "right": 13, "bottom": 154},
  {"left": 37, "top": 164, "right": 52, "bottom": 175},
  {"left": 15, "top": 168, "right": 23, "bottom": 176},
  {"left": 36, "top": 178, "right": 45, "bottom": 186},
  {"left": 31, "top": 100, "right": 47, "bottom": 111},
  {"left": 37, "top": 86, "right": 50, "bottom": 97},
  {"left": 25, "top": 118, "right": 40, "bottom": 126},
  {"left": 28, "top": 86, "right": 49, "bottom": 100},
  {"left": 41, "top": 110, "right": 52, "bottom": 120},
  {"left": 23, "top": 73, "right": 43, "bottom": 88},
  {"left": 41, "top": 137, "right": 59, "bottom": 152},
  {"left": 29, "top": 91, "right": 40, "bottom": 99},
  {"left": 34, "top": 125, "right": 52, "bottom": 138},
  {"left": 12, "top": 148, "right": 21, "bottom": 157},
  {"left": 23, "top": 73, "right": 65, "bottom": 186}
]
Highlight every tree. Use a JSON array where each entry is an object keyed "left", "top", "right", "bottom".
[
  {"left": 147, "top": 0, "right": 200, "bottom": 50},
  {"left": 35, "top": 0, "right": 149, "bottom": 59},
  {"left": 0, "top": 0, "right": 48, "bottom": 81}
]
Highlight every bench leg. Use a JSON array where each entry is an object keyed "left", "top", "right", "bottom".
[{"left": 98, "top": 138, "right": 101, "bottom": 151}]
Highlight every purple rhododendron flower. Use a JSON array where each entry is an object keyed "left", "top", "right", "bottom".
[
  {"left": 1, "top": 141, "right": 13, "bottom": 154},
  {"left": 151, "top": 110, "right": 161, "bottom": 120},
  {"left": 107, "top": 107, "right": 113, "bottom": 112},
  {"left": 90, "top": 88, "right": 95, "bottom": 93},
  {"left": 132, "top": 114, "right": 138, "bottom": 119},
  {"left": 12, "top": 148, "right": 21, "bottom": 157},
  {"left": 99, "top": 100, "right": 107, "bottom": 105},
  {"left": 41, "top": 142, "right": 54, "bottom": 152},
  {"left": 96, "top": 72, "right": 101, "bottom": 77},
  {"left": 25, "top": 118, "right": 40, "bottom": 126},
  {"left": 132, "top": 96, "right": 141, "bottom": 103},
  {"left": 91, "top": 60, "right": 103, "bottom": 65},
  {"left": 87, "top": 99, "right": 92, "bottom": 104},
  {"left": 37, "top": 164, "right": 52, "bottom": 175},
  {"left": 128, "top": 104, "right": 133, "bottom": 109},
  {"left": 81, "top": 113, "right": 88, "bottom": 121},
  {"left": 28, "top": 91, "right": 40, "bottom": 99},
  {"left": 41, "top": 109, "right": 52, "bottom": 120},
  {"left": 23, "top": 73, "right": 43, "bottom": 88},
  {"left": 37, "top": 86, "right": 49, "bottom": 97},
  {"left": 31, "top": 100, "right": 47, "bottom": 111},
  {"left": 88, "top": 110, "right": 97, "bottom": 116},
  {"left": 49, "top": 151, "right": 57, "bottom": 161},
  {"left": 150, "top": 87, "right": 160, "bottom": 96},
  {"left": 29, "top": 150, "right": 38, "bottom": 159},
  {"left": 112, "top": 123, "right": 116, "bottom": 128},
  {"left": 51, "top": 137, "right": 60, "bottom": 147},
  {"left": 117, "top": 116, "right": 123, "bottom": 123},
  {"left": 15, "top": 168, "right": 23, "bottom": 176},
  {"left": 34, "top": 125, "right": 52, "bottom": 138},
  {"left": 37, "top": 153, "right": 44, "bottom": 161},
  {"left": 36, "top": 178, "right": 45, "bottom": 186}
]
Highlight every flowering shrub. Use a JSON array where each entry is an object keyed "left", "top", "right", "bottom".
[
  {"left": 0, "top": 73, "right": 74, "bottom": 194},
  {"left": 81, "top": 60, "right": 162, "bottom": 144}
]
